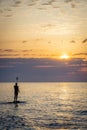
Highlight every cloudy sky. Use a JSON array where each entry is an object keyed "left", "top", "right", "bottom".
[{"left": 0, "top": 0, "right": 87, "bottom": 82}]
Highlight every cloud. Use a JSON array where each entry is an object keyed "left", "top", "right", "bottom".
[
  {"left": 52, "top": 5, "right": 60, "bottom": 8},
  {"left": 82, "top": 38, "right": 87, "bottom": 43},
  {"left": 4, "top": 49, "right": 15, "bottom": 52},
  {"left": 0, "top": 54, "right": 20, "bottom": 57},
  {"left": 65, "top": 0, "right": 73, "bottom": 3},
  {"left": 27, "top": 0, "right": 39, "bottom": 6},
  {"left": 73, "top": 53, "right": 87, "bottom": 56},
  {"left": 0, "top": 58, "right": 87, "bottom": 82},
  {"left": 22, "top": 49, "right": 32, "bottom": 52},
  {"left": 70, "top": 40, "right": 75, "bottom": 43},
  {"left": 15, "top": 0, "right": 21, "bottom": 5},
  {"left": 0, "top": 49, "right": 20, "bottom": 58},
  {"left": 4, "top": 8, "right": 12, "bottom": 12},
  {"left": 35, "top": 65, "right": 54, "bottom": 68},
  {"left": 65, "top": 0, "right": 77, "bottom": 8},
  {"left": 4, "top": 14, "right": 13, "bottom": 17},
  {"left": 37, "top": 7, "right": 47, "bottom": 10},
  {"left": 41, "top": 24, "right": 56, "bottom": 29},
  {"left": 41, "top": 0, "right": 56, "bottom": 6},
  {"left": 71, "top": 3, "right": 76, "bottom": 8},
  {"left": 12, "top": 0, "right": 22, "bottom": 7},
  {"left": 0, "top": 65, "right": 14, "bottom": 68},
  {"left": 0, "top": 9, "right": 3, "bottom": 13},
  {"left": 0, "top": 49, "right": 17, "bottom": 52},
  {"left": 22, "top": 41, "right": 28, "bottom": 43},
  {"left": 28, "top": 3, "right": 36, "bottom": 6}
]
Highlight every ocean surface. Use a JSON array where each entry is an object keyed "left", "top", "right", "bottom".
[{"left": 0, "top": 82, "right": 87, "bottom": 130}]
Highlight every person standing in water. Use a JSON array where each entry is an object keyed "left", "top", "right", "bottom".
[{"left": 14, "top": 77, "right": 19, "bottom": 103}]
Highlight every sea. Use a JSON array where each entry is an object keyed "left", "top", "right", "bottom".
[{"left": 0, "top": 82, "right": 87, "bottom": 130}]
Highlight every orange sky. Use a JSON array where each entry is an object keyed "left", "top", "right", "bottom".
[{"left": 0, "top": 0, "right": 87, "bottom": 60}]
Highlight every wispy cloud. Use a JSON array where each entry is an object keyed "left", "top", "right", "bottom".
[
  {"left": 0, "top": 54, "right": 19, "bottom": 57},
  {"left": 71, "top": 3, "right": 76, "bottom": 8},
  {"left": 65, "top": 0, "right": 73, "bottom": 3},
  {"left": 70, "top": 40, "right": 75, "bottom": 43},
  {"left": 0, "top": 49, "right": 17, "bottom": 52},
  {"left": 34, "top": 65, "right": 54, "bottom": 68},
  {"left": 82, "top": 38, "right": 87, "bottom": 43},
  {"left": 65, "top": 0, "right": 77, "bottom": 8},
  {"left": 41, "top": 0, "right": 54, "bottom": 6},
  {"left": 13, "top": 0, "right": 22, "bottom": 7},
  {"left": 0, "top": 9, "right": 3, "bottom": 13},
  {"left": 5, "top": 8, "right": 12, "bottom": 11},
  {"left": 22, "top": 41, "right": 28, "bottom": 43},
  {"left": 4, "top": 14, "right": 13, "bottom": 17},
  {"left": 22, "top": 49, "right": 32, "bottom": 52},
  {"left": 0, "top": 49, "right": 20, "bottom": 58},
  {"left": 73, "top": 53, "right": 87, "bottom": 56},
  {"left": 28, "top": 2, "right": 36, "bottom": 6},
  {"left": 28, "top": 0, "right": 39, "bottom": 6},
  {"left": 41, "top": 24, "right": 56, "bottom": 30},
  {"left": 15, "top": 0, "right": 21, "bottom": 5}
]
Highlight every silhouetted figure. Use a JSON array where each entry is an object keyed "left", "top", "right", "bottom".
[{"left": 14, "top": 82, "right": 19, "bottom": 103}]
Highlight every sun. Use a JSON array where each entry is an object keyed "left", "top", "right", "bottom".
[{"left": 60, "top": 54, "right": 70, "bottom": 59}]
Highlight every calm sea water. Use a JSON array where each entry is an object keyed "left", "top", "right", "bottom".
[{"left": 0, "top": 82, "right": 87, "bottom": 130}]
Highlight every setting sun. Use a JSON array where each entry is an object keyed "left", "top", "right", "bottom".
[{"left": 60, "top": 54, "right": 70, "bottom": 59}]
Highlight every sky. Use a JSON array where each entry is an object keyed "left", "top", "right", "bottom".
[{"left": 0, "top": 0, "right": 87, "bottom": 82}]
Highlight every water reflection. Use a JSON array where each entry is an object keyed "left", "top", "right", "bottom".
[
  {"left": 59, "top": 84, "right": 69, "bottom": 97},
  {"left": 14, "top": 102, "right": 18, "bottom": 108},
  {"left": 0, "top": 82, "right": 87, "bottom": 129}
]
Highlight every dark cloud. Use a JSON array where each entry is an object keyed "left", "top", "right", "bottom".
[
  {"left": 71, "top": 3, "right": 76, "bottom": 8},
  {"left": 0, "top": 54, "right": 19, "bottom": 57},
  {"left": 15, "top": 1, "right": 21, "bottom": 5},
  {"left": 22, "top": 49, "right": 32, "bottom": 52},
  {"left": 4, "top": 49, "right": 14, "bottom": 52},
  {"left": 28, "top": 0, "right": 39, "bottom": 6},
  {"left": 73, "top": 53, "right": 87, "bottom": 56},
  {"left": 0, "top": 65, "right": 14, "bottom": 68},
  {"left": 4, "top": 8, "right": 12, "bottom": 12},
  {"left": 0, "top": 58, "right": 87, "bottom": 82},
  {"left": 4, "top": 14, "right": 13, "bottom": 17},
  {"left": 22, "top": 41, "right": 28, "bottom": 43},
  {"left": 82, "top": 39, "right": 87, "bottom": 43},
  {"left": 65, "top": 0, "right": 77, "bottom": 8},
  {"left": 70, "top": 40, "right": 75, "bottom": 43},
  {"left": 0, "top": 49, "right": 20, "bottom": 57},
  {"left": 12, "top": 0, "right": 22, "bottom": 7},
  {"left": 0, "top": 49, "right": 17, "bottom": 52},
  {"left": 41, "top": 0, "right": 56, "bottom": 6},
  {"left": 0, "top": 9, "right": 3, "bottom": 13},
  {"left": 65, "top": 0, "right": 73, "bottom": 3},
  {"left": 28, "top": 3, "right": 36, "bottom": 6}
]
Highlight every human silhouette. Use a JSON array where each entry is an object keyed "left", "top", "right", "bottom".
[{"left": 14, "top": 82, "right": 19, "bottom": 103}]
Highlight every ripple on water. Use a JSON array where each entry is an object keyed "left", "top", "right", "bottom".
[{"left": 0, "top": 114, "right": 36, "bottom": 130}]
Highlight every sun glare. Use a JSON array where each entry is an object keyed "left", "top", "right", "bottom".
[{"left": 60, "top": 54, "right": 69, "bottom": 59}]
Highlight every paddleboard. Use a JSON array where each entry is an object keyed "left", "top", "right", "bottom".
[{"left": 0, "top": 101, "right": 26, "bottom": 105}]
